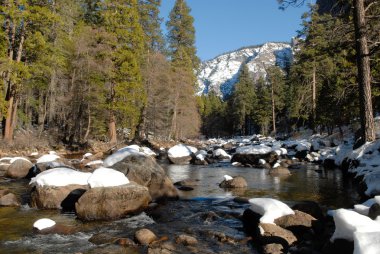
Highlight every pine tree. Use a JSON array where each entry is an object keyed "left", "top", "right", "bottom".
[
  {"left": 100, "top": 0, "right": 146, "bottom": 143},
  {"left": 254, "top": 77, "right": 272, "bottom": 135},
  {"left": 166, "top": 0, "right": 200, "bottom": 139},
  {"left": 229, "top": 64, "right": 256, "bottom": 135},
  {"left": 138, "top": 0, "right": 165, "bottom": 52}
]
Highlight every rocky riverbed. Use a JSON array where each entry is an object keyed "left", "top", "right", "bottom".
[{"left": 0, "top": 134, "right": 379, "bottom": 253}]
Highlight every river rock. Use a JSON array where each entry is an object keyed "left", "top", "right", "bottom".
[
  {"left": 6, "top": 158, "right": 33, "bottom": 179},
  {"left": 175, "top": 234, "right": 198, "bottom": 246},
  {"left": 89, "top": 233, "right": 119, "bottom": 245},
  {"left": 292, "top": 201, "right": 324, "bottom": 221},
  {"left": 167, "top": 144, "right": 197, "bottom": 165},
  {"left": 274, "top": 210, "right": 317, "bottom": 237},
  {"left": 258, "top": 223, "right": 297, "bottom": 248},
  {"left": 174, "top": 179, "right": 200, "bottom": 187},
  {"left": 110, "top": 154, "right": 178, "bottom": 201},
  {"left": 262, "top": 243, "right": 284, "bottom": 254},
  {"left": 0, "top": 189, "right": 10, "bottom": 197},
  {"left": 219, "top": 176, "right": 247, "bottom": 188},
  {"left": 0, "top": 193, "right": 20, "bottom": 207},
  {"left": 31, "top": 184, "right": 88, "bottom": 209},
  {"left": 232, "top": 150, "right": 278, "bottom": 167},
  {"left": 269, "top": 167, "right": 291, "bottom": 176},
  {"left": 135, "top": 228, "right": 157, "bottom": 245},
  {"left": 368, "top": 203, "right": 380, "bottom": 219},
  {"left": 0, "top": 163, "right": 10, "bottom": 172},
  {"left": 75, "top": 183, "right": 151, "bottom": 221}
]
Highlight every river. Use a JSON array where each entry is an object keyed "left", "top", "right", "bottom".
[{"left": 0, "top": 162, "right": 359, "bottom": 253}]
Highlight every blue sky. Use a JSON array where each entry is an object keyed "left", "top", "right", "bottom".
[{"left": 160, "top": 0, "right": 312, "bottom": 61}]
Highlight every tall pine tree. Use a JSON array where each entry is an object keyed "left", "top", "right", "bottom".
[{"left": 166, "top": 0, "right": 200, "bottom": 139}]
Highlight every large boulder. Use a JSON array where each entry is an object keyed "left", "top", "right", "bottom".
[
  {"left": 107, "top": 154, "right": 178, "bottom": 201},
  {"left": 75, "top": 183, "right": 151, "bottom": 221},
  {"left": 269, "top": 167, "right": 291, "bottom": 176},
  {"left": 6, "top": 158, "right": 33, "bottom": 179},
  {"left": 31, "top": 184, "right": 88, "bottom": 209}
]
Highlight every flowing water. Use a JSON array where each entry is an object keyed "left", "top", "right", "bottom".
[{"left": 0, "top": 162, "right": 360, "bottom": 253}]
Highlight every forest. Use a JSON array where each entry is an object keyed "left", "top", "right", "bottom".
[{"left": 0, "top": 0, "right": 379, "bottom": 149}]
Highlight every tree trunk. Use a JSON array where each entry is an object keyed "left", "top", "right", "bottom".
[
  {"left": 312, "top": 62, "right": 317, "bottom": 133},
  {"left": 109, "top": 111, "right": 117, "bottom": 144},
  {"left": 271, "top": 81, "right": 276, "bottom": 135},
  {"left": 4, "top": 21, "right": 26, "bottom": 142},
  {"left": 353, "top": 0, "right": 375, "bottom": 143}
]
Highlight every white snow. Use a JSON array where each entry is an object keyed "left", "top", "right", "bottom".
[
  {"left": 354, "top": 198, "right": 376, "bottom": 216},
  {"left": 197, "top": 42, "right": 292, "bottom": 97},
  {"left": 259, "top": 159, "right": 266, "bottom": 165},
  {"left": 85, "top": 160, "right": 103, "bottom": 166},
  {"left": 248, "top": 198, "right": 294, "bottom": 224},
  {"left": 330, "top": 209, "right": 380, "bottom": 242},
  {"left": 29, "top": 168, "right": 91, "bottom": 187},
  {"left": 273, "top": 162, "right": 281, "bottom": 168},
  {"left": 354, "top": 231, "right": 380, "bottom": 254},
  {"left": 363, "top": 172, "right": 380, "bottom": 196},
  {"left": 235, "top": 144, "right": 272, "bottom": 155},
  {"left": 33, "top": 218, "right": 56, "bottom": 230},
  {"left": 87, "top": 167, "right": 129, "bottom": 188},
  {"left": 9, "top": 157, "right": 31, "bottom": 164},
  {"left": 103, "top": 146, "right": 143, "bottom": 167},
  {"left": 168, "top": 144, "right": 197, "bottom": 158},
  {"left": 196, "top": 153, "right": 205, "bottom": 161},
  {"left": 213, "top": 148, "right": 231, "bottom": 159},
  {"left": 141, "top": 147, "right": 156, "bottom": 156},
  {"left": 36, "top": 154, "right": 60, "bottom": 164},
  {"left": 223, "top": 175, "right": 233, "bottom": 181},
  {"left": 83, "top": 153, "right": 93, "bottom": 159}
]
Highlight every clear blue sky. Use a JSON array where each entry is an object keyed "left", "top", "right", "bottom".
[{"left": 160, "top": 0, "right": 312, "bottom": 61}]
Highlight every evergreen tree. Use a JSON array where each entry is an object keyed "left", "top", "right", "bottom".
[
  {"left": 229, "top": 64, "right": 256, "bottom": 135},
  {"left": 254, "top": 77, "right": 272, "bottom": 135},
  {"left": 166, "top": 0, "right": 200, "bottom": 139},
  {"left": 138, "top": 0, "right": 165, "bottom": 52},
  {"left": 100, "top": 0, "right": 146, "bottom": 143}
]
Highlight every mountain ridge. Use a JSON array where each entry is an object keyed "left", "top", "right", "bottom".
[{"left": 197, "top": 42, "right": 293, "bottom": 98}]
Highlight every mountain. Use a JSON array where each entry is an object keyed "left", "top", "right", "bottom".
[{"left": 197, "top": 42, "right": 293, "bottom": 98}]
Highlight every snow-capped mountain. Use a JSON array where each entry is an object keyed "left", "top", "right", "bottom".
[{"left": 197, "top": 42, "right": 293, "bottom": 98}]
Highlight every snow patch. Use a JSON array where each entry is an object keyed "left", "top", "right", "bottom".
[
  {"left": 236, "top": 144, "right": 272, "bottom": 155},
  {"left": 87, "top": 167, "right": 129, "bottom": 188},
  {"left": 33, "top": 218, "right": 56, "bottom": 230},
  {"left": 103, "top": 146, "right": 143, "bottom": 167},
  {"left": 248, "top": 198, "right": 294, "bottom": 224},
  {"left": 36, "top": 154, "right": 60, "bottom": 164},
  {"left": 30, "top": 168, "right": 91, "bottom": 187},
  {"left": 168, "top": 144, "right": 197, "bottom": 158},
  {"left": 331, "top": 209, "right": 380, "bottom": 242}
]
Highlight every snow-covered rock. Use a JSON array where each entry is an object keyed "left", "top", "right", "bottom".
[
  {"left": 141, "top": 147, "right": 156, "bottom": 157},
  {"left": 248, "top": 198, "right": 295, "bottom": 224},
  {"left": 330, "top": 209, "right": 380, "bottom": 242},
  {"left": 213, "top": 148, "right": 231, "bottom": 159},
  {"left": 167, "top": 144, "right": 197, "bottom": 165},
  {"left": 354, "top": 231, "right": 380, "bottom": 254},
  {"left": 30, "top": 168, "right": 91, "bottom": 187},
  {"left": 36, "top": 154, "right": 60, "bottom": 164},
  {"left": 354, "top": 198, "right": 376, "bottom": 216},
  {"left": 168, "top": 144, "right": 197, "bottom": 158},
  {"left": 87, "top": 167, "right": 129, "bottom": 188},
  {"left": 235, "top": 144, "right": 272, "bottom": 155},
  {"left": 103, "top": 146, "right": 143, "bottom": 167},
  {"left": 223, "top": 175, "right": 233, "bottom": 181},
  {"left": 33, "top": 218, "right": 56, "bottom": 230}
]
